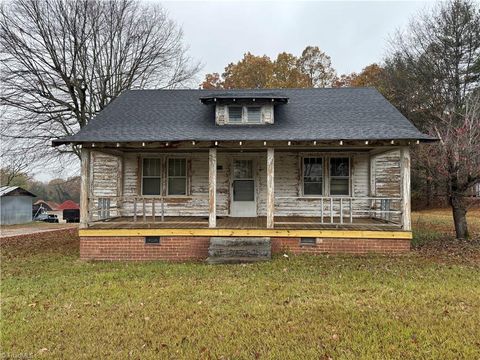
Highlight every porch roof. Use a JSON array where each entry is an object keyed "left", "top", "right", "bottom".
[{"left": 53, "top": 87, "right": 435, "bottom": 146}]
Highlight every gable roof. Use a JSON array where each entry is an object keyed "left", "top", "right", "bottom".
[
  {"left": 53, "top": 87, "right": 433, "bottom": 145},
  {"left": 0, "top": 186, "right": 36, "bottom": 197},
  {"left": 57, "top": 200, "right": 80, "bottom": 210},
  {"left": 34, "top": 199, "right": 60, "bottom": 210}
]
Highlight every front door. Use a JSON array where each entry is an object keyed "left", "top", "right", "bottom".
[{"left": 231, "top": 159, "right": 256, "bottom": 217}]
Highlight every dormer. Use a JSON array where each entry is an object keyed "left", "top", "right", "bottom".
[{"left": 200, "top": 93, "right": 288, "bottom": 125}]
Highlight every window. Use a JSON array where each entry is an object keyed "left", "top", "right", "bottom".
[
  {"left": 168, "top": 158, "right": 187, "bottom": 195},
  {"left": 330, "top": 157, "right": 350, "bottom": 195},
  {"left": 300, "top": 237, "right": 316, "bottom": 245},
  {"left": 227, "top": 105, "right": 263, "bottom": 124},
  {"left": 145, "top": 236, "right": 160, "bottom": 245},
  {"left": 142, "top": 158, "right": 161, "bottom": 195},
  {"left": 303, "top": 157, "right": 323, "bottom": 195},
  {"left": 228, "top": 106, "right": 243, "bottom": 123},
  {"left": 246, "top": 106, "right": 262, "bottom": 123}
]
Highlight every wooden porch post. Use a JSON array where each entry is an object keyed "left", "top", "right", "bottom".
[
  {"left": 209, "top": 148, "right": 217, "bottom": 228},
  {"left": 400, "top": 146, "right": 411, "bottom": 230},
  {"left": 80, "top": 147, "right": 91, "bottom": 228},
  {"left": 266, "top": 148, "right": 275, "bottom": 229}
]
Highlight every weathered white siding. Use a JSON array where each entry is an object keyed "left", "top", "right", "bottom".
[{"left": 88, "top": 150, "right": 400, "bottom": 219}]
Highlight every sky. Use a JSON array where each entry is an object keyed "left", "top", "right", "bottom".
[
  {"left": 162, "top": 0, "right": 432, "bottom": 82},
  {"left": 34, "top": 0, "right": 434, "bottom": 182}
]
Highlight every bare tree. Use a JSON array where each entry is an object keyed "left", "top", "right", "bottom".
[
  {"left": 386, "top": 0, "right": 480, "bottom": 239},
  {"left": 0, "top": 0, "right": 200, "bottom": 159}
]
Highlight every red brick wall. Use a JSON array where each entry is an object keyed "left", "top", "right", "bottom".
[
  {"left": 80, "top": 236, "right": 210, "bottom": 261},
  {"left": 271, "top": 237, "right": 410, "bottom": 255}
]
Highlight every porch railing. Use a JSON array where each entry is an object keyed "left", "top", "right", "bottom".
[
  {"left": 274, "top": 196, "right": 402, "bottom": 226},
  {"left": 88, "top": 195, "right": 402, "bottom": 226}
]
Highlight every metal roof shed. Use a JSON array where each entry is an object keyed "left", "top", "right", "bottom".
[{"left": 0, "top": 186, "right": 36, "bottom": 225}]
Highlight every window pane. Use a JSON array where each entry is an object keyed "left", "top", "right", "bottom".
[
  {"left": 143, "top": 158, "right": 161, "bottom": 176},
  {"left": 233, "top": 180, "right": 255, "bottom": 201},
  {"left": 330, "top": 178, "right": 349, "bottom": 195},
  {"left": 143, "top": 178, "right": 161, "bottom": 195},
  {"left": 168, "top": 158, "right": 186, "bottom": 177},
  {"left": 246, "top": 106, "right": 261, "bottom": 123},
  {"left": 304, "top": 182, "right": 323, "bottom": 195},
  {"left": 228, "top": 106, "right": 242, "bottom": 123},
  {"left": 330, "top": 158, "right": 349, "bottom": 177},
  {"left": 234, "top": 160, "right": 253, "bottom": 179},
  {"left": 304, "top": 158, "right": 323, "bottom": 179},
  {"left": 168, "top": 178, "right": 186, "bottom": 195}
]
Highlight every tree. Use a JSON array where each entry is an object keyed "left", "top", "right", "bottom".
[
  {"left": 200, "top": 47, "right": 336, "bottom": 89},
  {"left": 201, "top": 73, "right": 224, "bottom": 89},
  {"left": 270, "top": 52, "right": 310, "bottom": 88},
  {"left": 0, "top": 0, "right": 199, "bottom": 160},
  {"left": 298, "top": 46, "right": 336, "bottom": 87},
  {"left": 386, "top": 0, "right": 480, "bottom": 239},
  {"left": 222, "top": 53, "right": 274, "bottom": 89},
  {"left": 334, "top": 64, "right": 386, "bottom": 90}
]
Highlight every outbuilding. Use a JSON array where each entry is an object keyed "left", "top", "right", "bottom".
[{"left": 0, "top": 186, "right": 36, "bottom": 225}]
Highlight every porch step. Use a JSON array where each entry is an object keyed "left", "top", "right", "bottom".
[{"left": 207, "top": 237, "right": 271, "bottom": 264}]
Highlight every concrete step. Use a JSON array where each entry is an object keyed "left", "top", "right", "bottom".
[
  {"left": 207, "top": 256, "right": 270, "bottom": 265},
  {"left": 207, "top": 237, "right": 271, "bottom": 264}
]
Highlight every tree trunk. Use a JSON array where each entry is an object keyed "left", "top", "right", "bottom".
[{"left": 450, "top": 195, "right": 469, "bottom": 239}]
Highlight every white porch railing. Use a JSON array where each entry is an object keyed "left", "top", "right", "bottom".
[
  {"left": 274, "top": 196, "right": 402, "bottom": 226},
  {"left": 88, "top": 195, "right": 402, "bottom": 226}
]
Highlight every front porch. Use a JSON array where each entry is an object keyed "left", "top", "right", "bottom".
[{"left": 78, "top": 141, "right": 412, "bottom": 241}]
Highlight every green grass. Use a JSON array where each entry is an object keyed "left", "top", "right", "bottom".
[{"left": 1, "top": 212, "right": 480, "bottom": 359}]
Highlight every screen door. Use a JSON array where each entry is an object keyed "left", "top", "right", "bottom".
[{"left": 231, "top": 159, "right": 256, "bottom": 217}]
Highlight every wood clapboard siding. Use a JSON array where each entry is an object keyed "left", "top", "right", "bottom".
[
  {"left": 89, "top": 150, "right": 388, "bottom": 219},
  {"left": 372, "top": 150, "right": 401, "bottom": 222}
]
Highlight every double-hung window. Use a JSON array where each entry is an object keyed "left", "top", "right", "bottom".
[
  {"left": 168, "top": 158, "right": 187, "bottom": 195},
  {"left": 142, "top": 158, "right": 161, "bottom": 195},
  {"left": 330, "top": 157, "right": 350, "bottom": 195},
  {"left": 303, "top": 157, "right": 323, "bottom": 195}
]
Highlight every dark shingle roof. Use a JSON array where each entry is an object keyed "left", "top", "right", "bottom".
[{"left": 53, "top": 88, "right": 433, "bottom": 145}]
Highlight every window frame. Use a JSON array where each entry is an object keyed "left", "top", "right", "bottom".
[
  {"left": 141, "top": 157, "right": 162, "bottom": 196},
  {"left": 167, "top": 157, "right": 188, "bottom": 196},
  {"left": 302, "top": 156, "right": 324, "bottom": 197},
  {"left": 329, "top": 156, "right": 351, "bottom": 197},
  {"left": 226, "top": 105, "right": 264, "bottom": 124}
]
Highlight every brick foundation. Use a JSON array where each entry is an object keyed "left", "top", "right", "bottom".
[
  {"left": 80, "top": 235, "right": 410, "bottom": 261},
  {"left": 271, "top": 237, "right": 410, "bottom": 254},
  {"left": 80, "top": 236, "right": 210, "bottom": 261}
]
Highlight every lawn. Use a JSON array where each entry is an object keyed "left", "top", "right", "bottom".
[{"left": 1, "top": 210, "right": 479, "bottom": 359}]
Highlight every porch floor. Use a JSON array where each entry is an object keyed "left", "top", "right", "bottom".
[{"left": 88, "top": 216, "right": 401, "bottom": 231}]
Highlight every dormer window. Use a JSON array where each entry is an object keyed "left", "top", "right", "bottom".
[
  {"left": 227, "top": 105, "right": 264, "bottom": 124},
  {"left": 200, "top": 93, "right": 288, "bottom": 126}
]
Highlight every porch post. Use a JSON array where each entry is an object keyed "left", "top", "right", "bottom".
[
  {"left": 209, "top": 148, "right": 217, "bottom": 228},
  {"left": 266, "top": 148, "right": 274, "bottom": 229},
  {"left": 400, "top": 146, "right": 411, "bottom": 230},
  {"left": 80, "top": 147, "right": 91, "bottom": 228}
]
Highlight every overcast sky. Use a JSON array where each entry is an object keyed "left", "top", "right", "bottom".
[
  {"left": 36, "top": 0, "right": 434, "bottom": 181},
  {"left": 162, "top": 0, "right": 432, "bottom": 82}
]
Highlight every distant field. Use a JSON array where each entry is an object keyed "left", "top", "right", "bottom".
[{"left": 1, "top": 209, "right": 479, "bottom": 359}]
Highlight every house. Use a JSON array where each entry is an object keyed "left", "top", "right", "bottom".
[
  {"left": 53, "top": 88, "right": 434, "bottom": 261},
  {"left": 0, "top": 186, "right": 36, "bottom": 225}
]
